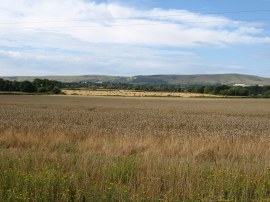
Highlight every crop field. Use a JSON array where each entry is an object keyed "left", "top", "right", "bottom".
[
  {"left": 0, "top": 95, "right": 270, "bottom": 201},
  {"left": 62, "top": 89, "right": 221, "bottom": 98}
]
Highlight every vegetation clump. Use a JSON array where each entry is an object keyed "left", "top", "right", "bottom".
[{"left": 0, "top": 78, "right": 62, "bottom": 94}]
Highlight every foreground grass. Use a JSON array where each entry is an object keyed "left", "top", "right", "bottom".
[
  {"left": 0, "top": 96, "right": 269, "bottom": 201},
  {"left": 1, "top": 131, "right": 270, "bottom": 201}
]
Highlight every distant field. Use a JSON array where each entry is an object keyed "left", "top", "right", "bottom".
[
  {"left": 0, "top": 95, "right": 270, "bottom": 201},
  {"left": 63, "top": 89, "right": 222, "bottom": 98}
]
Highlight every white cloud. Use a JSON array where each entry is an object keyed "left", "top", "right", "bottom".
[
  {"left": 0, "top": 0, "right": 269, "bottom": 76},
  {"left": 0, "top": 45, "right": 202, "bottom": 76},
  {"left": 0, "top": 0, "right": 269, "bottom": 47}
]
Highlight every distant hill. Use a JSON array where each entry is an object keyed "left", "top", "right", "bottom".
[
  {"left": 2, "top": 75, "right": 129, "bottom": 83},
  {"left": 2, "top": 74, "right": 270, "bottom": 86},
  {"left": 132, "top": 74, "right": 270, "bottom": 85}
]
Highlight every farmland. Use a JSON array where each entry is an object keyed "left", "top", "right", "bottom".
[
  {"left": 0, "top": 95, "right": 270, "bottom": 201},
  {"left": 62, "top": 89, "right": 221, "bottom": 98}
]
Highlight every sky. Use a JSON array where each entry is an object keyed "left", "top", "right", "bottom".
[{"left": 0, "top": 0, "right": 270, "bottom": 77}]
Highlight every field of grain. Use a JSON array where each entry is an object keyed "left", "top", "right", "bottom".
[
  {"left": 63, "top": 89, "right": 221, "bottom": 98},
  {"left": 0, "top": 95, "right": 270, "bottom": 201}
]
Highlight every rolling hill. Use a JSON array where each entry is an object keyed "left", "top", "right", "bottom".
[{"left": 2, "top": 74, "right": 270, "bottom": 86}]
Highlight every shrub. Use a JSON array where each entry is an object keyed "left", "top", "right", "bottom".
[{"left": 51, "top": 87, "right": 61, "bottom": 94}]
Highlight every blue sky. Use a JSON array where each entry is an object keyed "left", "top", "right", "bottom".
[{"left": 0, "top": 0, "right": 270, "bottom": 77}]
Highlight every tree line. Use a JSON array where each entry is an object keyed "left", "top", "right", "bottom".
[
  {"left": 0, "top": 78, "right": 62, "bottom": 94},
  {"left": 190, "top": 85, "right": 270, "bottom": 97},
  {"left": 1, "top": 78, "right": 269, "bottom": 97},
  {"left": 64, "top": 81, "right": 270, "bottom": 97}
]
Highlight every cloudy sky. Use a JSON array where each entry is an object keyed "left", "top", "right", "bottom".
[{"left": 0, "top": 0, "right": 270, "bottom": 77}]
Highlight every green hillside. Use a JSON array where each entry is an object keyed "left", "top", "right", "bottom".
[
  {"left": 2, "top": 74, "right": 270, "bottom": 85},
  {"left": 2, "top": 75, "right": 129, "bottom": 83},
  {"left": 133, "top": 74, "right": 270, "bottom": 85}
]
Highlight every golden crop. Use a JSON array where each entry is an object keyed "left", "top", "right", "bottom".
[{"left": 0, "top": 95, "right": 269, "bottom": 201}]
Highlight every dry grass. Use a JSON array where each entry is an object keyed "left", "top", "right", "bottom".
[
  {"left": 0, "top": 95, "right": 270, "bottom": 201},
  {"left": 62, "top": 89, "right": 221, "bottom": 98}
]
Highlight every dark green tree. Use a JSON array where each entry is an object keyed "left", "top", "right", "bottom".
[{"left": 20, "top": 81, "right": 37, "bottom": 93}]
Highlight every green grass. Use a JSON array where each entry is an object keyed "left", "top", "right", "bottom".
[{"left": 2, "top": 144, "right": 270, "bottom": 201}]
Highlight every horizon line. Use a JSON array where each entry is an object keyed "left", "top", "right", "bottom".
[{"left": 1, "top": 73, "right": 270, "bottom": 79}]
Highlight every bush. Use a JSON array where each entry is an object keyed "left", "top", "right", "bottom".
[
  {"left": 20, "top": 81, "right": 37, "bottom": 93},
  {"left": 37, "top": 87, "right": 47, "bottom": 93},
  {"left": 51, "top": 87, "right": 61, "bottom": 94}
]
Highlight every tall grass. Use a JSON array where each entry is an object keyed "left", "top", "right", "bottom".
[
  {"left": 0, "top": 95, "right": 270, "bottom": 201},
  {"left": 1, "top": 131, "right": 270, "bottom": 201}
]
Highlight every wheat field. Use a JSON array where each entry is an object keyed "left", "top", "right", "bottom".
[
  {"left": 0, "top": 95, "right": 270, "bottom": 201},
  {"left": 62, "top": 89, "right": 221, "bottom": 98}
]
